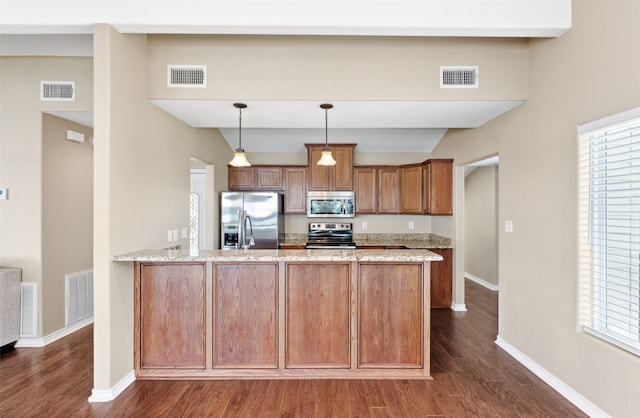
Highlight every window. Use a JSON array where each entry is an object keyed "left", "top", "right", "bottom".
[{"left": 578, "top": 107, "right": 640, "bottom": 356}]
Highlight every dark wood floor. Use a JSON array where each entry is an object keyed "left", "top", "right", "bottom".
[{"left": 0, "top": 280, "right": 586, "bottom": 417}]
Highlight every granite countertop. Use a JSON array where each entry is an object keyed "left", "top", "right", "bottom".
[
  {"left": 113, "top": 248, "right": 443, "bottom": 263},
  {"left": 280, "top": 233, "right": 453, "bottom": 249}
]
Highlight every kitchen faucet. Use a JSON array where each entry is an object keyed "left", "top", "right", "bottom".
[{"left": 237, "top": 210, "right": 255, "bottom": 249}]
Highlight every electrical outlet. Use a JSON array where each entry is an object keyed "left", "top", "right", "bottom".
[
  {"left": 409, "top": 221, "right": 415, "bottom": 230},
  {"left": 173, "top": 229, "right": 179, "bottom": 242},
  {"left": 362, "top": 221, "right": 367, "bottom": 230}
]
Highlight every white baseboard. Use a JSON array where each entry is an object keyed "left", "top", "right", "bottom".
[
  {"left": 465, "top": 272, "right": 499, "bottom": 291},
  {"left": 15, "top": 316, "right": 93, "bottom": 348},
  {"left": 495, "top": 336, "right": 609, "bottom": 418},
  {"left": 451, "top": 303, "right": 467, "bottom": 311},
  {"left": 89, "top": 370, "right": 136, "bottom": 403}
]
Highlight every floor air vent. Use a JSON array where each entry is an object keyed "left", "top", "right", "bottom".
[
  {"left": 20, "top": 283, "right": 38, "bottom": 338},
  {"left": 40, "top": 81, "right": 75, "bottom": 101},
  {"left": 440, "top": 66, "right": 479, "bottom": 88},
  {"left": 168, "top": 65, "right": 207, "bottom": 88}
]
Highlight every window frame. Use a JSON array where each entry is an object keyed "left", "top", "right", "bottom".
[{"left": 578, "top": 107, "right": 640, "bottom": 357}]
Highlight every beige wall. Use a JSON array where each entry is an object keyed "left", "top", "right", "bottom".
[
  {"left": 42, "top": 114, "right": 94, "bottom": 334},
  {"left": 464, "top": 166, "right": 498, "bottom": 286},
  {"left": 432, "top": 1, "right": 640, "bottom": 416},
  {"left": 0, "top": 56, "right": 93, "bottom": 338},
  {"left": 92, "top": 25, "right": 230, "bottom": 392},
  {"left": 148, "top": 35, "right": 529, "bottom": 101}
]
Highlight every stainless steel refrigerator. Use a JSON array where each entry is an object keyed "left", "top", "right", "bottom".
[{"left": 220, "top": 191, "right": 284, "bottom": 249}]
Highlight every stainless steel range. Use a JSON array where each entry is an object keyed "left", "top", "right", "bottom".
[{"left": 306, "top": 222, "right": 356, "bottom": 249}]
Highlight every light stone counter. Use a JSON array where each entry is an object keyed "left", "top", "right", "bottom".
[
  {"left": 279, "top": 232, "right": 453, "bottom": 249},
  {"left": 113, "top": 248, "right": 443, "bottom": 263}
]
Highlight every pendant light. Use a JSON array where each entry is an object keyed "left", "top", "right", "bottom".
[
  {"left": 228, "top": 103, "right": 251, "bottom": 167},
  {"left": 317, "top": 103, "right": 337, "bottom": 166}
]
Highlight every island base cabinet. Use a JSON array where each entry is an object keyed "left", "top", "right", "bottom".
[
  {"left": 285, "top": 263, "right": 351, "bottom": 368},
  {"left": 138, "top": 263, "right": 206, "bottom": 370},
  {"left": 134, "top": 260, "right": 431, "bottom": 379},
  {"left": 358, "top": 263, "right": 423, "bottom": 368},
  {"left": 214, "top": 263, "right": 278, "bottom": 368}
]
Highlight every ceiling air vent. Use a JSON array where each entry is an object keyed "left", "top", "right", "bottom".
[
  {"left": 440, "top": 66, "right": 479, "bottom": 88},
  {"left": 168, "top": 65, "right": 207, "bottom": 88},
  {"left": 40, "top": 81, "right": 75, "bottom": 101}
]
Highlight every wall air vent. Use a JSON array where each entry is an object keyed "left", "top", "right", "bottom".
[
  {"left": 168, "top": 65, "right": 207, "bottom": 88},
  {"left": 440, "top": 66, "right": 479, "bottom": 88},
  {"left": 40, "top": 81, "right": 75, "bottom": 101}
]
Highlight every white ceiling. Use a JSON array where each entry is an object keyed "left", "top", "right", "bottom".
[{"left": 1, "top": 0, "right": 570, "bottom": 153}]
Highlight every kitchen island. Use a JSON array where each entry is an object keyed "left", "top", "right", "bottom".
[{"left": 114, "top": 248, "right": 442, "bottom": 380}]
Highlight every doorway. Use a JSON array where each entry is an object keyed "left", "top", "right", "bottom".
[{"left": 463, "top": 156, "right": 500, "bottom": 291}]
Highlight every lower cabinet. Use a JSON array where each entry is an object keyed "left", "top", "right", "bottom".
[
  {"left": 135, "top": 260, "right": 431, "bottom": 379},
  {"left": 429, "top": 248, "right": 453, "bottom": 308},
  {"left": 285, "top": 263, "right": 351, "bottom": 368},
  {"left": 138, "top": 263, "right": 206, "bottom": 369},
  {"left": 358, "top": 263, "right": 423, "bottom": 368},
  {"left": 214, "top": 263, "right": 278, "bottom": 368}
]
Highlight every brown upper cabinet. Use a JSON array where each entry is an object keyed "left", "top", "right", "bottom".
[
  {"left": 377, "top": 167, "right": 400, "bottom": 214},
  {"left": 228, "top": 166, "right": 283, "bottom": 190},
  {"left": 306, "top": 144, "right": 355, "bottom": 191},
  {"left": 423, "top": 160, "right": 453, "bottom": 215},
  {"left": 283, "top": 167, "right": 307, "bottom": 214},
  {"left": 400, "top": 164, "right": 424, "bottom": 214},
  {"left": 354, "top": 167, "right": 378, "bottom": 214}
]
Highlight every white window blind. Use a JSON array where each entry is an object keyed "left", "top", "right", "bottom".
[{"left": 578, "top": 108, "right": 640, "bottom": 356}]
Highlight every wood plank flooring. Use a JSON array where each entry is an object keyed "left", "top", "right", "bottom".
[{"left": 0, "top": 280, "right": 587, "bottom": 417}]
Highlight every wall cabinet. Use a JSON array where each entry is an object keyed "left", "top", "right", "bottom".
[
  {"left": 354, "top": 167, "right": 377, "bottom": 214},
  {"left": 377, "top": 167, "right": 400, "bottom": 213},
  {"left": 283, "top": 167, "right": 307, "bottom": 214},
  {"left": 228, "top": 166, "right": 283, "bottom": 190},
  {"left": 400, "top": 165, "right": 423, "bottom": 214},
  {"left": 306, "top": 144, "right": 355, "bottom": 191},
  {"left": 423, "top": 160, "right": 453, "bottom": 215}
]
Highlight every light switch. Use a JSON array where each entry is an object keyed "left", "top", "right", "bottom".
[
  {"left": 167, "top": 230, "right": 173, "bottom": 242},
  {"left": 172, "top": 229, "right": 179, "bottom": 242},
  {"left": 182, "top": 227, "right": 188, "bottom": 239},
  {"left": 505, "top": 220, "right": 513, "bottom": 233}
]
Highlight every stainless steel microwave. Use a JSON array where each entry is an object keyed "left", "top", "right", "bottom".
[{"left": 307, "top": 191, "right": 355, "bottom": 218}]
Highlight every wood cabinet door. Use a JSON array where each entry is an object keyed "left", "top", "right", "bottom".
[
  {"left": 307, "top": 146, "right": 330, "bottom": 190},
  {"left": 429, "top": 248, "right": 452, "bottom": 308},
  {"left": 422, "top": 163, "right": 432, "bottom": 214},
  {"left": 400, "top": 165, "right": 423, "bottom": 214},
  {"left": 228, "top": 167, "right": 255, "bottom": 190},
  {"left": 358, "top": 263, "right": 423, "bottom": 368},
  {"left": 429, "top": 160, "right": 453, "bottom": 215},
  {"left": 214, "top": 263, "right": 278, "bottom": 368},
  {"left": 354, "top": 167, "right": 377, "bottom": 214},
  {"left": 284, "top": 167, "right": 307, "bottom": 214},
  {"left": 139, "top": 263, "right": 206, "bottom": 369},
  {"left": 285, "top": 263, "right": 351, "bottom": 368},
  {"left": 256, "top": 167, "right": 283, "bottom": 190},
  {"left": 332, "top": 146, "right": 354, "bottom": 190},
  {"left": 377, "top": 167, "right": 400, "bottom": 213}
]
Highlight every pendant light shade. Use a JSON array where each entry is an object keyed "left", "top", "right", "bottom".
[
  {"left": 317, "top": 103, "right": 337, "bottom": 166},
  {"left": 229, "top": 103, "right": 251, "bottom": 167}
]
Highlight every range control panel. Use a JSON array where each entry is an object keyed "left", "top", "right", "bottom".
[{"left": 309, "top": 223, "right": 352, "bottom": 231}]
